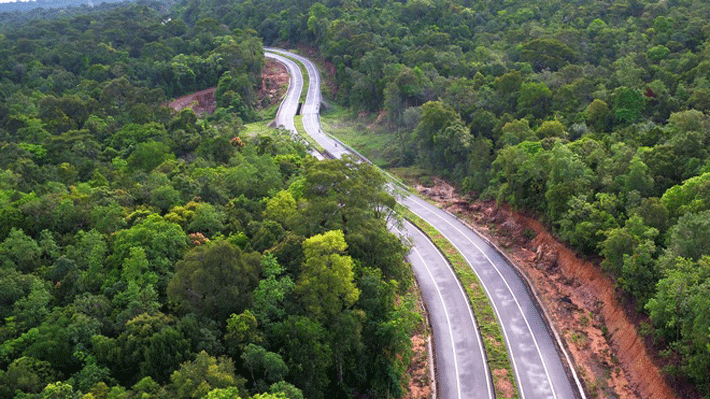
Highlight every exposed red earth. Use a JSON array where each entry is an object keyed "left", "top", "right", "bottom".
[
  {"left": 419, "top": 177, "right": 681, "bottom": 399},
  {"left": 167, "top": 58, "right": 290, "bottom": 115}
]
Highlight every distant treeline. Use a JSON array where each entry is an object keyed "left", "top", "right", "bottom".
[
  {"left": 0, "top": 0, "right": 130, "bottom": 12},
  {"left": 0, "top": 0, "right": 177, "bottom": 28}
]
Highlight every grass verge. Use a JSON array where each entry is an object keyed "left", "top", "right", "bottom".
[
  {"left": 293, "top": 114, "right": 324, "bottom": 153},
  {"left": 398, "top": 206, "right": 520, "bottom": 399},
  {"left": 320, "top": 105, "right": 397, "bottom": 167}
]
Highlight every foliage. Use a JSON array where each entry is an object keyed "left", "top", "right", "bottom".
[{"left": 0, "top": 3, "right": 415, "bottom": 398}]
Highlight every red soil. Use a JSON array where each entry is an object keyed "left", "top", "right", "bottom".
[{"left": 419, "top": 177, "right": 681, "bottom": 399}]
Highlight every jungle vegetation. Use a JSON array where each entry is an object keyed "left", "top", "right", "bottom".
[
  {"left": 0, "top": 2, "right": 417, "bottom": 399},
  {"left": 179, "top": 0, "right": 710, "bottom": 395}
]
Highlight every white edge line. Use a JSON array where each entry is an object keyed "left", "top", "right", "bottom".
[
  {"left": 406, "top": 198, "right": 537, "bottom": 399},
  {"left": 410, "top": 243, "right": 463, "bottom": 399},
  {"left": 400, "top": 221, "right": 495, "bottom": 399}
]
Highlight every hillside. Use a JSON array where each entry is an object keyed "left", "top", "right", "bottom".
[
  {"left": 0, "top": 3, "right": 420, "bottom": 399},
  {"left": 1, "top": 0, "right": 710, "bottom": 397}
]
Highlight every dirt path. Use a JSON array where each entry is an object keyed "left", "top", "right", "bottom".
[{"left": 418, "top": 177, "right": 679, "bottom": 399}]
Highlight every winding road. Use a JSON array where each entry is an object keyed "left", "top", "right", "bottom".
[{"left": 264, "top": 48, "right": 586, "bottom": 399}]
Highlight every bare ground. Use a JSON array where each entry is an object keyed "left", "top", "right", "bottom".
[
  {"left": 167, "top": 58, "right": 290, "bottom": 115},
  {"left": 408, "top": 335, "right": 433, "bottom": 399},
  {"left": 416, "top": 177, "right": 680, "bottom": 399}
]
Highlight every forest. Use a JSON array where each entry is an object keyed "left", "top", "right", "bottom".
[
  {"left": 176, "top": 0, "right": 710, "bottom": 396},
  {"left": 0, "top": 2, "right": 419, "bottom": 399},
  {"left": 3, "top": 0, "right": 710, "bottom": 397}
]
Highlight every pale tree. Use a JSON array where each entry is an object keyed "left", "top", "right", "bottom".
[
  {"left": 295, "top": 230, "right": 360, "bottom": 322},
  {"left": 170, "top": 351, "right": 245, "bottom": 399}
]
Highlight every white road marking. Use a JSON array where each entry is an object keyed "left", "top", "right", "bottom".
[{"left": 406, "top": 197, "right": 558, "bottom": 399}]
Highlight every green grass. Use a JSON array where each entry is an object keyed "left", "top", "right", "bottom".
[
  {"left": 399, "top": 206, "right": 520, "bottom": 399},
  {"left": 320, "top": 104, "right": 397, "bottom": 167},
  {"left": 241, "top": 119, "right": 274, "bottom": 136},
  {"left": 293, "top": 114, "right": 324, "bottom": 153},
  {"left": 257, "top": 100, "right": 282, "bottom": 121}
]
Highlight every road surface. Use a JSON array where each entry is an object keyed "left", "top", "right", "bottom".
[
  {"left": 264, "top": 52, "right": 302, "bottom": 134},
  {"left": 265, "top": 48, "right": 586, "bottom": 399}
]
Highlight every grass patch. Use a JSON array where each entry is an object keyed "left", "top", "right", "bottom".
[
  {"left": 241, "top": 120, "right": 273, "bottom": 137},
  {"left": 320, "top": 105, "right": 397, "bottom": 167},
  {"left": 387, "top": 166, "right": 435, "bottom": 187},
  {"left": 293, "top": 114, "right": 324, "bottom": 153},
  {"left": 399, "top": 206, "right": 520, "bottom": 399},
  {"left": 257, "top": 100, "right": 282, "bottom": 121}
]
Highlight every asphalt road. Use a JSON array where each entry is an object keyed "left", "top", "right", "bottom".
[
  {"left": 264, "top": 52, "right": 302, "bottom": 134},
  {"left": 394, "top": 220, "right": 495, "bottom": 399},
  {"left": 264, "top": 48, "right": 586, "bottom": 399},
  {"left": 265, "top": 48, "right": 351, "bottom": 159},
  {"left": 265, "top": 49, "right": 495, "bottom": 399},
  {"left": 400, "top": 195, "right": 586, "bottom": 399}
]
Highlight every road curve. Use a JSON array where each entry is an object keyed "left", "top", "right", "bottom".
[
  {"left": 395, "top": 220, "right": 495, "bottom": 399},
  {"left": 265, "top": 48, "right": 586, "bottom": 399},
  {"left": 264, "top": 49, "right": 495, "bottom": 399},
  {"left": 264, "top": 52, "right": 302, "bottom": 134},
  {"left": 400, "top": 195, "right": 586, "bottom": 399}
]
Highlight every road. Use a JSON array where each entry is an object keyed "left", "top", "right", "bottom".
[
  {"left": 265, "top": 48, "right": 351, "bottom": 159},
  {"left": 264, "top": 52, "right": 302, "bottom": 134},
  {"left": 395, "top": 220, "right": 494, "bottom": 399},
  {"left": 400, "top": 195, "right": 586, "bottom": 399},
  {"left": 264, "top": 48, "right": 586, "bottom": 399}
]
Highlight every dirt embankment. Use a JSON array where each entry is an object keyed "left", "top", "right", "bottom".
[
  {"left": 167, "top": 58, "right": 290, "bottom": 115},
  {"left": 418, "top": 178, "right": 680, "bottom": 399}
]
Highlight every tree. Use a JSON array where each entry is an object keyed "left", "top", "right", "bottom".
[
  {"left": 293, "top": 158, "right": 394, "bottom": 238},
  {"left": 272, "top": 316, "right": 331, "bottom": 399},
  {"left": 186, "top": 202, "right": 224, "bottom": 238},
  {"left": 0, "top": 228, "right": 42, "bottom": 273},
  {"left": 558, "top": 194, "right": 620, "bottom": 255},
  {"left": 268, "top": 381, "right": 303, "bottom": 399},
  {"left": 170, "top": 351, "right": 245, "bottom": 399},
  {"left": 661, "top": 172, "right": 710, "bottom": 218},
  {"left": 646, "top": 256, "right": 710, "bottom": 390},
  {"left": 536, "top": 120, "right": 567, "bottom": 139},
  {"left": 39, "top": 381, "right": 80, "bottom": 399},
  {"left": 251, "top": 256, "right": 294, "bottom": 325},
  {"left": 491, "top": 141, "right": 550, "bottom": 213},
  {"left": 127, "top": 141, "right": 174, "bottom": 172},
  {"left": 109, "top": 214, "right": 187, "bottom": 296},
  {"left": 412, "top": 101, "right": 457, "bottom": 167},
  {"left": 241, "top": 344, "right": 288, "bottom": 393},
  {"left": 520, "top": 38, "right": 577, "bottom": 71},
  {"left": 612, "top": 86, "right": 644, "bottom": 125},
  {"left": 498, "top": 118, "right": 536, "bottom": 147},
  {"left": 585, "top": 99, "right": 611, "bottom": 132},
  {"left": 0, "top": 356, "right": 57, "bottom": 395},
  {"left": 545, "top": 142, "right": 594, "bottom": 224},
  {"left": 264, "top": 190, "right": 296, "bottom": 227},
  {"left": 224, "top": 310, "right": 262, "bottom": 356},
  {"left": 662, "top": 210, "right": 710, "bottom": 264},
  {"left": 168, "top": 240, "right": 260, "bottom": 323},
  {"left": 517, "top": 82, "right": 552, "bottom": 119},
  {"left": 295, "top": 230, "right": 360, "bottom": 322}
]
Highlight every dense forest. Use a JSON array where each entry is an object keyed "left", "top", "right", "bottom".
[
  {"left": 174, "top": 0, "right": 710, "bottom": 395},
  {"left": 3, "top": 0, "right": 710, "bottom": 397},
  {"left": 0, "top": 0, "right": 132, "bottom": 13},
  {"left": 0, "top": 2, "right": 419, "bottom": 399},
  {"left": 0, "top": 0, "right": 177, "bottom": 27}
]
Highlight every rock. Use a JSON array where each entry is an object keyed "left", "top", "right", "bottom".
[{"left": 534, "top": 243, "right": 559, "bottom": 272}]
